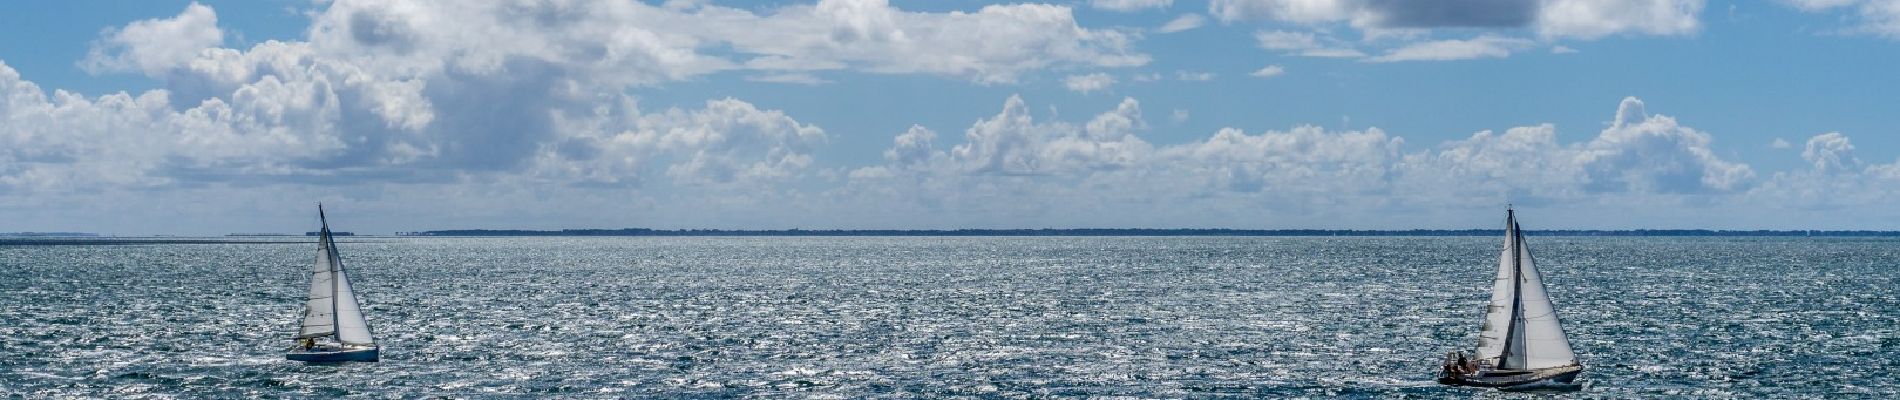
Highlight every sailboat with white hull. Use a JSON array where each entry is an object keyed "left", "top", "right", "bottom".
[
  {"left": 1438, "top": 208, "right": 1581, "bottom": 389},
  {"left": 286, "top": 204, "right": 380, "bottom": 362}
]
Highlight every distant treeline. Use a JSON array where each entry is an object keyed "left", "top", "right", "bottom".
[
  {"left": 0, "top": 232, "right": 98, "bottom": 237},
  {"left": 396, "top": 228, "right": 1900, "bottom": 237}
]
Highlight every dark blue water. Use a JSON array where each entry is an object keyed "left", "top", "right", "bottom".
[{"left": 2, "top": 237, "right": 1896, "bottom": 397}]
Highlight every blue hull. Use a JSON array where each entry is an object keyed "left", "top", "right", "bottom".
[{"left": 286, "top": 347, "right": 379, "bottom": 362}]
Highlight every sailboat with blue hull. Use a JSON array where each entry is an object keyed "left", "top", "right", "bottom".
[
  {"left": 1438, "top": 208, "right": 1581, "bottom": 389},
  {"left": 286, "top": 204, "right": 380, "bottom": 362}
]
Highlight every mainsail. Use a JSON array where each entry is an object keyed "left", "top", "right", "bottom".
[
  {"left": 1474, "top": 209, "right": 1576, "bottom": 370},
  {"left": 296, "top": 205, "right": 375, "bottom": 345}
]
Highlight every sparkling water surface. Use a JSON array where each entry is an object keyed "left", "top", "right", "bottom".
[{"left": 2, "top": 236, "right": 1896, "bottom": 398}]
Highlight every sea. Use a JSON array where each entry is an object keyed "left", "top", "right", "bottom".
[{"left": 1, "top": 236, "right": 1895, "bottom": 398}]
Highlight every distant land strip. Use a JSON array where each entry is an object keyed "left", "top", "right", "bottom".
[
  {"left": 396, "top": 228, "right": 1900, "bottom": 237},
  {"left": 0, "top": 238, "right": 307, "bottom": 246}
]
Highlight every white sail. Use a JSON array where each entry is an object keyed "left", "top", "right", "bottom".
[
  {"left": 298, "top": 235, "right": 338, "bottom": 338},
  {"left": 1501, "top": 227, "right": 1576, "bottom": 369},
  {"left": 331, "top": 255, "right": 374, "bottom": 345},
  {"left": 1474, "top": 214, "right": 1519, "bottom": 366},
  {"left": 295, "top": 207, "right": 375, "bottom": 346}
]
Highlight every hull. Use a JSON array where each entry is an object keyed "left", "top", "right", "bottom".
[
  {"left": 1440, "top": 365, "right": 1581, "bottom": 390},
  {"left": 287, "top": 346, "right": 379, "bottom": 362}
]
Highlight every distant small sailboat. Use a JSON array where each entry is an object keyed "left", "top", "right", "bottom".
[
  {"left": 1438, "top": 208, "right": 1581, "bottom": 389},
  {"left": 286, "top": 204, "right": 379, "bottom": 362}
]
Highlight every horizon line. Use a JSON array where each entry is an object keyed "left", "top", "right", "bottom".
[{"left": 9, "top": 228, "right": 1900, "bottom": 238}]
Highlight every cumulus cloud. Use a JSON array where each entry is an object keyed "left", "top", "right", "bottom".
[
  {"left": 850, "top": 95, "right": 1778, "bottom": 227},
  {"left": 950, "top": 96, "right": 1152, "bottom": 175},
  {"left": 8, "top": 0, "right": 1153, "bottom": 194},
  {"left": 80, "top": 2, "right": 224, "bottom": 76},
  {"left": 17, "top": 1, "right": 1900, "bottom": 233},
  {"left": 1572, "top": 97, "right": 1752, "bottom": 193},
  {"left": 1064, "top": 73, "right": 1117, "bottom": 94},
  {"left": 1801, "top": 132, "right": 1859, "bottom": 173},
  {"left": 1746, "top": 132, "right": 1900, "bottom": 213},
  {"left": 1250, "top": 64, "right": 1287, "bottom": 77}
]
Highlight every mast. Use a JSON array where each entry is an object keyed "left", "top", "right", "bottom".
[
  {"left": 322, "top": 203, "right": 339, "bottom": 342},
  {"left": 1497, "top": 209, "right": 1526, "bottom": 370}
]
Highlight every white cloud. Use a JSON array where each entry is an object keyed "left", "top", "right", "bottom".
[
  {"left": 1550, "top": 45, "right": 1580, "bottom": 53},
  {"left": 19, "top": 2, "right": 1900, "bottom": 232},
  {"left": 1158, "top": 14, "right": 1208, "bottom": 33},
  {"left": 722, "top": 0, "right": 1150, "bottom": 84},
  {"left": 1254, "top": 29, "right": 1366, "bottom": 58},
  {"left": 1250, "top": 64, "right": 1287, "bottom": 77},
  {"left": 1746, "top": 132, "right": 1900, "bottom": 213},
  {"left": 1571, "top": 97, "right": 1753, "bottom": 193},
  {"left": 747, "top": 73, "right": 831, "bottom": 85},
  {"left": 847, "top": 95, "right": 1784, "bottom": 228},
  {"left": 80, "top": 2, "right": 224, "bottom": 76},
  {"left": 947, "top": 96, "right": 1152, "bottom": 175},
  {"left": 1801, "top": 132, "right": 1859, "bottom": 173},
  {"left": 1176, "top": 70, "right": 1216, "bottom": 81},
  {"left": 885, "top": 125, "right": 944, "bottom": 169},
  {"left": 1368, "top": 36, "right": 1534, "bottom": 62},
  {"left": 1785, "top": 0, "right": 1863, "bottom": 10},
  {"left": 1771, "top": 137, "right": 1793, "bottom": 149},
  {"left": 5, "top": 0, "right": 1157, "bottom": 194},
  {"left": 1216, "top": 0, "right": 1706, "bottom": 45},
  {"left": 295, "top": 0, "right": 1147, "bottom": 85},
  {"left": 1256, "top": 30, "right": 1321, "bottom": 50},
  {"left": 1780, "top": 0, "right": 1900, "bottom": 38},
  {"left": 1210, "top": 0, "right": 1357, "bottom": 24},
  {"left": 1064, "top": 73, "right": 1117, "bottom": 94},
  {"left": 1300, "top": 47, "right": 1371, "bottom": 58},
  {"left": 1538, "top": 0, "right": 1705, "bottom": 39},
  {"left": 1092, "top": 0, "right": 1174, "bottom": 12}
]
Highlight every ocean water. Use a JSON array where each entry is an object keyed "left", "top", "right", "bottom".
[{"left": 1, "top": 236, "right": 1896, "bottom": 398}]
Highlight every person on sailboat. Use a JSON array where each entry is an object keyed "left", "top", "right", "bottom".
[
  {"left": 1442, "top": 352, "right": 1464, "bottom": 377},
  {"left": 301, "top": 338, "right": 315, "bottom": 350}
]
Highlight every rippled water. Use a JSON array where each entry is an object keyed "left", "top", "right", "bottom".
[{"left": 2, "top": 236, "right": 1896, "bottom": 398}]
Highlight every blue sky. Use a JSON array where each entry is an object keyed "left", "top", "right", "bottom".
[{"left": 2, "top": 0, "right": 1899, "bottom": 235}]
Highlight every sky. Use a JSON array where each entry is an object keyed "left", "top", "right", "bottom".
[{"left": 2, "top": 0, "right": 1899, "bottom": 235}]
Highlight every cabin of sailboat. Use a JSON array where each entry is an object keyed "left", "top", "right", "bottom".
[
  {"left": 1439, "top": 208, "right": 1580, "bottom": 389},
  {"left": 287, "top": 204, "right": 380, "bottom": 362}
]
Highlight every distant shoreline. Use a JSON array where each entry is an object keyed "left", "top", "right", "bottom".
[
  {"left": 12, "top": 229, "right": 1900, "bottom": 241},
  {"left": 394, "top": 228, "right": 1900, "bottom": 237}
]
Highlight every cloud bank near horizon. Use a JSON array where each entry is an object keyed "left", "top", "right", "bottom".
[{"left": 3, "top": 0, "right": 1899, "bottom": 234}]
